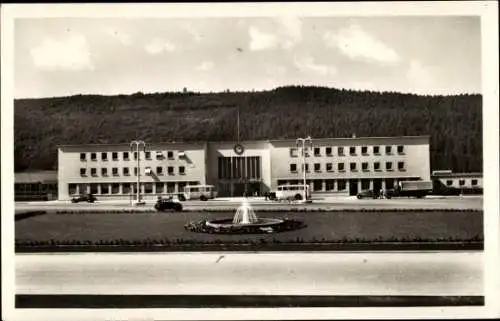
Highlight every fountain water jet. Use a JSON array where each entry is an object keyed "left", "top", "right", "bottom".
[{"left": 232, "top": 198, "right": 258, "bottom": 225}]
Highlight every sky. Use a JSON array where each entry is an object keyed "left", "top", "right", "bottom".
[{"left": 14, "top": 15, "right": 481, "bottom": 98}]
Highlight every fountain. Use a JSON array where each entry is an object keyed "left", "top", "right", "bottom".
[
  {"left": 232, "top": 198, "right": 258, "bottom": 225},
  {"left": 185, "top": 199, "right": 306, "bottom": 234}
]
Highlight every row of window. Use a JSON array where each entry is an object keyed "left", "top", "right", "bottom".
[
  {"left": 80, "top": 150, "right": 183, "bottom": 162},
  {"left": 276, "top": 178, "right": 395, "bottom": 192},
  {"left": 80, "top": 166, "right": 186, "bottom": 177},
  {"left": 290, "top": 145, "right": 405, "bottom": 157},
  {"left": 69, "top": 181, "right": 200, "bottom": 195},
  {"left": 446, "top": 179, "right": 479, "bottom": 186},
  {"left": 290, "top": 161, "right": 406, "bottom": 173}
]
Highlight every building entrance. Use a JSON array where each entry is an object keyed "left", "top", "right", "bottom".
[
  {"left": 217, "top": 155, "right": 262, "bottom": 197},
  {"left": 349, "top": 179, "right": 358, "bottom": 196}
]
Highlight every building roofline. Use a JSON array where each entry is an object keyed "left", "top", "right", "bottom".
[
  {"left": 432, "top": 172, "right": 483, "bottom": 177},
  {"left": 268, "top": 135, "right": 430, "bottom": 143},
  {"left": 56, "top": 135, "right": 431, "bottom": 149}
]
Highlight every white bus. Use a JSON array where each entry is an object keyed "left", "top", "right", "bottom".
[
  {"left": 181, "top": 184, "right": 217, "bottom": 201},
  {"left": 274, "top": 184, "right": 311, "bottom": 201}
]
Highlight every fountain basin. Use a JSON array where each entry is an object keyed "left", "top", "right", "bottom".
[
  {"left": 185, "top": 218, "right": 306, "bottom": 234},
  {"left": 206, "top": 217, "right": 284, "bottom": 229}
]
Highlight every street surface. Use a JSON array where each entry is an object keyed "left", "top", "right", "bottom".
[
  {"left": 16, "top": 251, "right": 482, "bottom": 296},
  {"left": 15, "top": 195, "right": 483, "bottom": 212}
]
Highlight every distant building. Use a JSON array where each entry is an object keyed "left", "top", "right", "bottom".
[
  {"left": 431, "top": 170, "right": 483, "bottom": 194},
  {"left": 56, "top": 135, "right": 431, "bottom": 200},
  {"left": 15, "top": 170, "right": 58, "bottom": 201}
]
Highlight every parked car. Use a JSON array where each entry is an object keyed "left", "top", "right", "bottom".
[
  {"left": 71, "top": 193, "right": 97, "bottom": 203},
  {"left": 154, "top": 197, "right": 183, "bottom": 212},
  {"left": 356, "top": 189, "right": 380, "bottom": 199}
]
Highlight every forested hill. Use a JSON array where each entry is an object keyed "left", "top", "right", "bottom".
[{"left": 14, "top": 86, "right": 482, "bottom": 173}]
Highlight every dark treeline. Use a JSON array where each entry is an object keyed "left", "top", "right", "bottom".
[{"left": 14, "top": 86, "right": 482, "bottom": 173}]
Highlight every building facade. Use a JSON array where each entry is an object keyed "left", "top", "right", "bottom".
[
  {"left": 15, "top": 170, "right": 58, "bottom": 201},
  {"left": 431, "top": 170, "right": 483, "bottom": 194},
  {"left": 57, "top": 135, "right": 431, "bottom": 200}
]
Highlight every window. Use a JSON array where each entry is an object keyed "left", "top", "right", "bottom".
[
  {"left": 111, "top": 183, "right": 120, "bottom": 194},
  {"left": 326, "top": 163, "right": 333, "bottom": 172},
  {"left": 68, "top": 183, "right": 77, "bottom": 195},
  {"left": 362, "top": 162, "right": 369, "bottom": 171},
  {"left": 446, "top": 180, "right": 453, "bottom": 186},
  {"left": 374, "top": 162, "right": 381, "bottom": 171},
  {"left": 313, "top": 180, "right": 322, "bottom": 191},
  {"left": 123, "top": 152, "right": 129, "bottom": 160},
  {"left": 338, "top": 147, "right": 345, "bottom": 156},
  {"left": 167, "top": 151, "right": 174, "bottom": 159},
  {"left": 305, "top": 164, "right": 309, "bottom": 172},
  {"left": 373, "top": 146, "right": 380, "bottom": 155},
  {"left": 80, "top": 168, "right": 86, "bottom": 176},
  {"left": 167, "top": 182, "right": 175, "bottom": 193},
  {"left": 145, "top": 151, "right": 151, "bottom": 160},
  {"left": 168, "top": 166, "right": 174, "bottom": 175},
  {"left": 471, "top": 179, "right": 478, "bottom": 186},
  {"left": 144, "top": 183, "right": 153, "bottom": 194},
  {"left": 91, "top": 153, "right": 97, "bottom": 161},
  {"left": 314, "top": 147, "right": 321, "bottom": 156},
  {"left": 156, "top": 151, "right": 163, "bottom": 160},
  {"left": 326, "top": 147, "right": 332, "bottom": 156},
  {"left": 337, "top": 179, "right": 346, "bottom": 191},
  {"left": 101, "top": 184, "right": 109, "bottom": 194},
  {"left": 179, "top": 166, "right": 185, "bottom": 175},
  {"left": 80, "top": 153, "right": 86, "bottom": 161},
  {"left": 112, "top": 152, "right": 118, "bottom": 161},
  {"left": 325, "top": 179, "right": 334, "bottom": 191},
  {"left": 290, "top": 164, "right": 297, "bottom": 172},
  {"left": 385, "top": 146, "right": 392, "bottom": 154},
  {"left": 101, "top": 168, "right": 108, "bottom": 176},
  {"left": 459, "top": 179, "right": 465, "bottom": 186},
  {"left": 361, "top": 179, "right": 370, "bottom": 190},
  {"left": 112, "top": 168, "right": 119, "bottom": 176},
  {"left": 134, "top": 167, "right": 138, "bottom": 176},
  {"left": 290, "top": 148, "right": 298, "bottom": 157},
  {"left": 152, "top": 166, "right": 161, "bottom": 175},
  {"left": 386, "top": 162, "right": 393, "bottom": 171},
  {"left": 338, "top": 163, "right": 345, "bottom": 171},
  {"left": 101, "top": 152, "right": 108, "bottom": 161},
  {"left": 398, "top": 161, "right": 405, "bottom": 171},
  {"left": 156, "top": 182, "right": 164, "bottom": 194},
  {"left": 123, "top": 167, "right": 130, "bottom": 176},
  {"left": 397, "top": 145, "right": 404, "bottom": 154},
  {"left": 314, "top": 163, "right": 321, "bottom": 172},
  {"left": 361, "top": 146, "right": 368, "bottom": 155},
  {"left": 90, "top": 168, "right": 97, "bottom": 176},
  {"left": 350, "top": 162, "right": 357, "bottom": 171},
  {"left": 122, "top": 183, "right": 131, "bottom": 194},
  {"left": 90, "top": 183, "right": 98, "bottom": 194},
  {"left": 349, "top": 146, "right": 356, "bottom": 155}
]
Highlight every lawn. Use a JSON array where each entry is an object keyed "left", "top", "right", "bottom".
[{"left": 15, "top": 210, "right": 483, "bottom": 244}]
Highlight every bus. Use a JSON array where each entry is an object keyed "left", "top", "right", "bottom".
[
  {"left": 274, "top": 184, "right": 311, "bottom": 201},
  {"left": 181, "top": 184, "right": 217, "bottom": 201}
]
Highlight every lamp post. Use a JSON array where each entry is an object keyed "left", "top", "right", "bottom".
[
  {"left": 130, "top": 140, "right": 146, "bottom": 205},
  {"left": 296, "top": 136, "right": 312, "bottom": 200}
]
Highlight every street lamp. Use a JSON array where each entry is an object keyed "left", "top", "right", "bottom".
[
  {"left": 296, "top": 136, "right": 312, "bottom": 201},
  {"left": 130, "top": 140, "right": 146, "bottom": 206}
]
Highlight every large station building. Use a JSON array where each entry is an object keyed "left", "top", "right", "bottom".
[{"left": 57, "top": 135, "right": 431, "bottom": 200}]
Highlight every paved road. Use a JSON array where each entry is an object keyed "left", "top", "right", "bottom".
[
  {"left": 16, "top": 251, "right": 482, "bottom": 296},
  {"left": 15, "top": 196, "right": 483, "bottom": 212}
]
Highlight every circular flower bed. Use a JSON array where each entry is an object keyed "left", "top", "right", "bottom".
[{"left": 184, "top": 218, "right": 306, "bottom": 234}]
